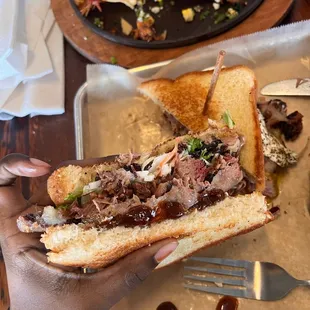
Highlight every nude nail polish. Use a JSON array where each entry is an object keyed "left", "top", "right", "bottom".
[
  {"left": 29, "top": 158, "right": 51, "bottom": 167},
  {"left": 154, "top": 241, "right": 178, "bottom": 263}
]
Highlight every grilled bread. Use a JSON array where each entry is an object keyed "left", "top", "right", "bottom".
[
  {"left": 138, "top": 65, "right": 265, "bottom": 191},
  {"left": 42, "top": 192, "right": 270, "bottom": 269}
]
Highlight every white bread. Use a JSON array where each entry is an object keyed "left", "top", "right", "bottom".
[
  {"left": 42, "top": 192, "right": 271, "bottom": 268},
  {"left": 138, "top": 66, "right": 265, "bottom": 191}
]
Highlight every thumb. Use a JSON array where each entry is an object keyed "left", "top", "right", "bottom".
[
  {"left": 0, "top": 154, "right": 51, "bottom": 186},
  {"left": 0, "top": 154, "right": 51, "bottom": 221},
  {"left": 91, "top": 239, "right": 178, "bottom": 308}
]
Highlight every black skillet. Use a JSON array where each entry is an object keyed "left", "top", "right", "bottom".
[{"left": 69, "top": 0, "right": 263, "bottom": 49}]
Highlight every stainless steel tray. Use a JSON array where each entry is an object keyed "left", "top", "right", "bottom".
[
  {"left": 73, "top": 60, "right": 216, "bottom": 159},
  {"left": 74, "top": 60, "right": 172, "bottom": 160}
]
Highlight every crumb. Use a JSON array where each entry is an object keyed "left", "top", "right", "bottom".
[
  {"left": 83, "top": 36, "right": 88, "bottom": 41},
  {"left": 214, "top": 282, "right": 223, "bottom": 287},
  {"left": 288, "top": 202, "right": 291, "bottom": 205},
  {"left": 72, "top": 23, "right": 76, "bottom": 27},
  {"left": 284, "top": 210, "right": 287, "bottom": 214},
  {"left": 253, "top": 238, "right": 256, "bottom": 242}
]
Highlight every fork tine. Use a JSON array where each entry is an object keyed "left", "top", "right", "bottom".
[
  {"left": 184, "top": 275, "right": 245, "bottom": 286},
  {"left": 184, "top": 266, "right": 246, "bottom": 277},
  {"left": 189, "top": 257, "right": 249, "bottom": 268},
  {"left": 184, "top": 284, "right": 246, "bottom": 298}
]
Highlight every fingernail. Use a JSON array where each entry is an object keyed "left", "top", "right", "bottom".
[
  {"left": 22, "top": 167, "right": 37, "bottom": 173},
  {"left": 30, "top": 158, "right": 51, "bottom": 168},
  {"left": 154, "top": 241, "right": 178, "bottom": 263}
]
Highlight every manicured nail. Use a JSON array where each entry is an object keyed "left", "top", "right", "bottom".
[
  {"left": 21, "top": 167, "right": 37, "bottom": 173},
  {"left": 154, "top": 241, "right": 178, "bottom": 263},
  {"left": 30, "top": 158, "right": 51, "bottom": 168}
]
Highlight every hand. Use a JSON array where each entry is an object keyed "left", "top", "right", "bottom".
[{"left": 0, "top": 154, "right": 178, "bottom": 310}]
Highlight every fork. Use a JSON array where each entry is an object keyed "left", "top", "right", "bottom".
[{"left": 183, "top": 257, "right": 310, "bottom": 301}]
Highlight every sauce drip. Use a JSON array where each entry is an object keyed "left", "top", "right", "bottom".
[
  {"left": 194, "top": 189, "right": 226, "bottom": 211},
  {"left": 157, "top": 301, "right": 178, "bottom": 310},
  {"left": 101, "top": 189, "right": 226, "bottom": 229},
  {"left": 155, "top": 201, "right": 186, "bottom": 220},
  {"left": 106, "top": 205, "right": 155, "bottom": 228},
  {"left": 216, "top": 296, "right": 239, "bottom": 310}
]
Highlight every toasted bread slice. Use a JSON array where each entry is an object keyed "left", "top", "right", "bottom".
[
  {"left": 42, "top": 192, "right": 271, "bottom": 268},
  {"left": 138, "top": 65, "right": 264, "bottom": 191}
]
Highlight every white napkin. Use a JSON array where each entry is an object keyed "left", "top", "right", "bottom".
[
  {"left": 0, "top": 0, "right": 18, "bottom": 60},
  {"left": 0, "top": 0, "right": 64, "bottom": 120}
]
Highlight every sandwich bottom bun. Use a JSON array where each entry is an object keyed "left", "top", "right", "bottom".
[{"left": 42, "top": 192, "right": 272, "bottom": 269}]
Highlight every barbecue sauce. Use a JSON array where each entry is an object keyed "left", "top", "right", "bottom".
[
  {"left": 100, "top": 189, "right": 225, "bottom": 229},
  {"left": 194, "top": 189, "right": 226, "bottom": 211},
  {"left": 155, "top": 201, "right": 186, "bottom": 220},
  {"left": 216, "top": 296, "right": 238, "bottom": 310},
  {"left": 106, "top": 205, "right": 155, "bottom": 228},
  {"left": 157, "top": 301, "right": 178, "bottom": 310}
]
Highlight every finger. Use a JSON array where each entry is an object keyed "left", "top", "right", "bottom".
[
  {"left": 0, "top": 187, "right": 29, "bottom": 220},
  {"left": 0, "top": 155, "right": 50, "bottom": 219},
  {"left": 22, "top": 249, "right": 80, "bottom": 273},
  {"left": 1, "top": 227, "right": 46, "bottom": 256},
  {"left": 0, "top": 154, "right": 50, "bottom": 186},
  {"left": 28, "top": 182, "right": 53, "bottom": 206},
  {"left": 90, "top": 239, "right": 178, "bottom": 308}
]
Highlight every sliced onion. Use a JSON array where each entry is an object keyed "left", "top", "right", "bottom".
[
  {"left": 142, "top": 156, "right": 155, "bottom": 171},
  {"left": 161, "top": 163, "right": 172, "bottom": 176},
  {"left": 42, "top": 206, "right": 66, "bottom": 225},
  {"left": 83, "top": 180, "right": 102, "bottom": 195},
  {"left": 149, "top": 153, "right": 167, "bottom": 173},
  {"left": 136, "top": 171, "right": 155, "bottom": 182}
]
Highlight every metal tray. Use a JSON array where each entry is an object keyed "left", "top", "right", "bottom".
[
  {"left": 74, "top": 59, "right": 172, "bottom": 160},
  {"left": 73, "top": 60, "right": 216, "bottom": 159}
]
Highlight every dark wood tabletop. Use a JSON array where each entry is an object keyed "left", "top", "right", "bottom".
[{"left": 0, "top": 1, "right": 309, "bottom": 308}]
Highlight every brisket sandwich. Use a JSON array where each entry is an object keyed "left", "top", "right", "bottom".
[{"left": 18, "top": 125, "right": 273, "bottom": 269}]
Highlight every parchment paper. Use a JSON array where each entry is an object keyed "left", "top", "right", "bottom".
[{"left": 84, "top": 20, "right": 310, "bottom": 310}]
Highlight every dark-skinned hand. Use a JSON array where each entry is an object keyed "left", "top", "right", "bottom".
[{"left": 0, "top": 154, "right": 178, "bottom": 310}]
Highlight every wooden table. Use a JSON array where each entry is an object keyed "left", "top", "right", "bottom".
[{"left": 0, "top": 1, "right": 309, "bottom": 308}]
